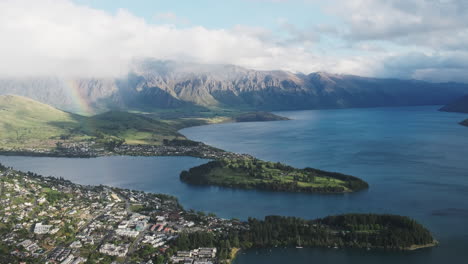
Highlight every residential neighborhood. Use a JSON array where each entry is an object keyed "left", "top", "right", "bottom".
[{"left": 0, "top": 163, "right": 245, "bottom": 263}]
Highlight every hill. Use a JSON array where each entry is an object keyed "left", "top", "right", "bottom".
[
  {"left": 440, "top": 94, "right": 468, "bottom": 113},
  {"left": 0, "top": 95, "right": 185, "bottom": 150},
  {"left": 1, "top": 60, "right": 468, "bottom": 113},
  {"left": 0, "top": 95, "right": 84, "bottom": 148}
]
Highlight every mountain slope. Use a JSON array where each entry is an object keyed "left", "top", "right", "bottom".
[
  {"left": 440, "top": 95, "right": 468, "bottom": 113},
  {"left": 1, "top": 61, "right": 468, "bottom": 113},
  {"left": 0, "top": 94, "right": 83, "bottom": 148},
  {"left": 0, "top": 95, "right": 184, "bottom": 149}
]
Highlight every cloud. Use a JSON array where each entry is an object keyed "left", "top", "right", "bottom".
[
  {"left": 331, "top": 0, "right": 468, "bottom": 48},
  {"left": 314, "top": 0, "right": 468, "bottom": 82},
  {"left": 1, "top": 0, "right": 467, "bottom": 83},
  {"left": 377, "top": 51, "right": 468, "bottom": 82},
  {"left": 0, "top": 0, "right": 375, "bottom": 78}
]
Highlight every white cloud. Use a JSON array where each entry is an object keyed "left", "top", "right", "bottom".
[
  {"left": 330, "top": 0, "right": 468, "bottom": 48},
  {"left": 316, "top": 0, "right": 468, "bottom": 82},
  {"left": 0, "top": 0, "right": 376, "bottom": 78},
  {"left": 1, "top": 0, "right": 467, "bottom": 83}
]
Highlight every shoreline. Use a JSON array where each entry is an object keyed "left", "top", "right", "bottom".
[
  {"left": 406, "top": 240, "right": 439, "bottom": 251},
  {"left": 228, "top": 248, "right": 241, "bottom": 264},
  {"left": 0, "top": 113, "right": 291, "bottom": 160}
]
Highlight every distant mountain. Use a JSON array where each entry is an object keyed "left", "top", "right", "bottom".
[
  {"left": 1, "top": 60, "right": 468, "bottom": 113},
  {"left": 440, "top": 95, "right": 468, "bottom": 113},
  {"left": 461, "top": 119, "right": 468, "bottom": 127}
]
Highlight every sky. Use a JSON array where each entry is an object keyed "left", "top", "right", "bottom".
[{"left": 1, "top": 0, "right": 468, "bottom": 82}]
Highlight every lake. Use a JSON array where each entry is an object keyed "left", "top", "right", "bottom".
[{"left": 1, "top": 105, "right": 468, "bottom": 263}]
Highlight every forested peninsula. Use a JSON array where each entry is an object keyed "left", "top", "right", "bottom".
[
  {"left": 172, "top": 214, "right": 437, "bottom": 260},
  {"left": 180, "top": 158, "right": 369, "bottom": 193}
]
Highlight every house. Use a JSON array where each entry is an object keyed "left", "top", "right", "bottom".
[
  {"left": 34, "top": 223, "right": 52, "bottom": 234},
  {"left": 177, "top": 251, "right": 192, "bottom": 258},
  {"left": 99, "top": 243, "right": 129, "bottom": 257}
]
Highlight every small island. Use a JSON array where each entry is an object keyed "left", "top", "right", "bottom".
[
  {"left": 180, "top": 158, "right": 369, "bottom": 193},
  {"left": 233, "top": 111, "right": 290, "bottom": 122},
  {"left": 460, "top": 119, "right": 468, "bottom": 127}
]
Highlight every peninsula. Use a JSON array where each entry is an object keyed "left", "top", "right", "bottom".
[{"left": 180, "top": 158, "right": 369, "bottom": 193}]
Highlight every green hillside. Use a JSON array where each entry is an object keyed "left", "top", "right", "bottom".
[
  {"left": 0, "top": 95, "right": 185, "bottom": 149},
  {"left": 81, "top": 111, "right": 185, "bottom": 145},
  {"left": 0, "top": 95, "right": 85, "bottom": 148}
]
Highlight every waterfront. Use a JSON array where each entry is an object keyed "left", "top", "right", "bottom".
[{"left": 2, "top": 105, "right": 468, "bottom": 263}]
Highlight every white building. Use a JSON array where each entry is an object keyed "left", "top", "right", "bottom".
[
  {"left": 99, "top": 243, "right": 129, "bottom": 257},
  {"left": 34, "top": 223, "right": 52, "bottom": 234}
]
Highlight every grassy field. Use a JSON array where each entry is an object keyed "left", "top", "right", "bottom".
[
  {"left": 181, "top": 158, "right": 369, "bottom": 193},
  {"left": 0, "top": 95, "right": 86, "bottom": 148}
]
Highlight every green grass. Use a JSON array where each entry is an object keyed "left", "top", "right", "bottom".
[{"left": 0, "top": 95, "right": 83, "bottom": 148}]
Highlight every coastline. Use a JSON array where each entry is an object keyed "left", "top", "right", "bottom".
[
  {"left": 0, "top": 112, "right": 291, "bottom": 159},
  {"left": 228, "top": 248, "right": 241, "bottom": 264},
  {"left": 406, "top": 240, "right": 439, "bottom": 251}
]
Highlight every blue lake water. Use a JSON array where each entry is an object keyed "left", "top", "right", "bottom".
[{"left": 1, "top": 105, "right": 468, "bottom": 263}]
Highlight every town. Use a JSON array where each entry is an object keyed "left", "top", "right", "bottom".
[
  {"left": 0, "top": 140, "right": 253, "bottom": 161},
  {"left": 0, "top": 163, "right": 245, "bottom": 264}
]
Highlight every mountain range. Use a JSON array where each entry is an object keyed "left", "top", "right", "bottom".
[{"left": 1, "top": 60, "right": 468, "bottom": 113}]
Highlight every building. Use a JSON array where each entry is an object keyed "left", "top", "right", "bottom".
[
  {"left": 99, "top": 243, "right": 129, "bottom": 257},
  {"left": 34, "top": 223, "right": 52, "bottom": 234},
  {"left": 197, "top": 248, "right": 217, "bottom": 259}
]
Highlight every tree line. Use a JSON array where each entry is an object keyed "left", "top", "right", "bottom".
[{"left": 171, "top": 214, "right": 435, "bottom": 261}]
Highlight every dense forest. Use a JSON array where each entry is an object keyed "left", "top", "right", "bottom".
[
  {"left": 180, "top": 158, "right": 369, "bottom": 193},
  {"left": 171, "top": 214, "right": 436, "bottom": 261}
]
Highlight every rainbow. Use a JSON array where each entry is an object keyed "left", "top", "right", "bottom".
[{"left": 64, "top": 79, "right": 94, "bottom": 116}]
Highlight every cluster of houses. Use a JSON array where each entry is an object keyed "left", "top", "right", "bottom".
[
  {"left": 99, "top": 243, "right": 130, "bottom": 257},
  {"left": 114, "top": 143, "right": 253, "bottom": 160},
  {"left": 171, "top": 248, "right": 218, "bottom": 264},
  {"left": 0, "top": 165, "right": 246, "bottom": 263}
]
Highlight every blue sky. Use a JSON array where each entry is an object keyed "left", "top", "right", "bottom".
[
  {"left": 73, "top": 0, "right": 335, "bottom": 30},
  {"left": 1, "top": 0, "right": 468, "bottom": 82}
]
